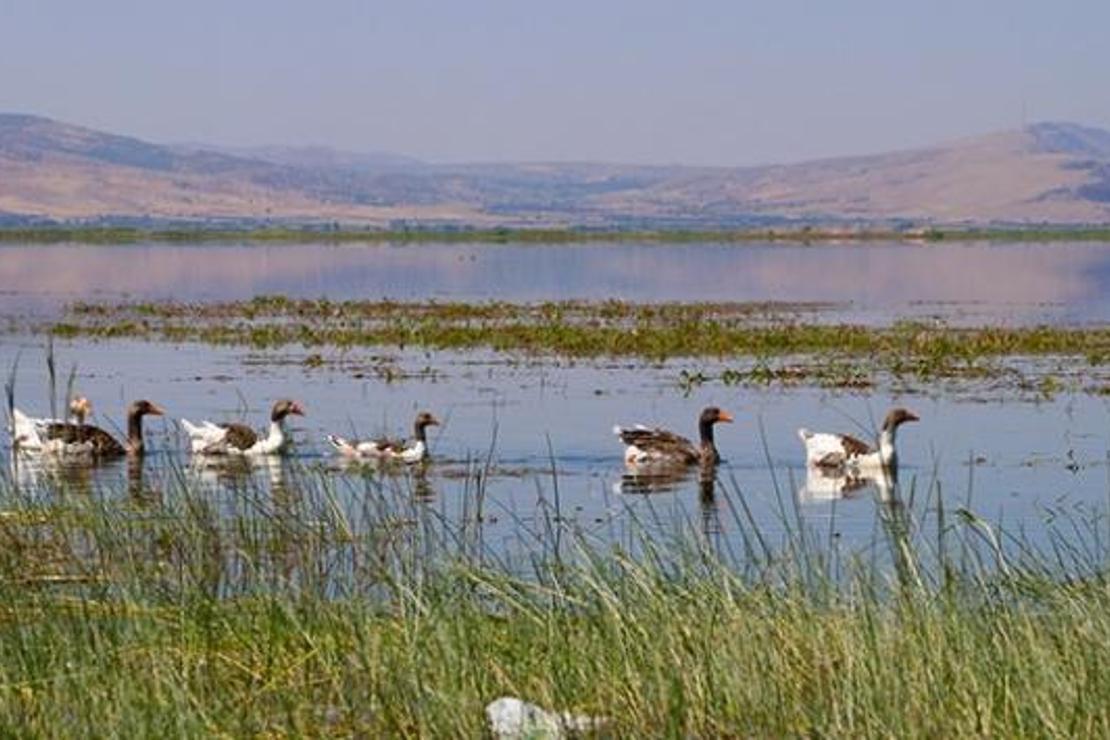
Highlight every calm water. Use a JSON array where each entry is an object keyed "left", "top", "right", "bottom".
[
  {"left": 2, "top": 240, "right": 1109, "bottom": 576},
  {"left": 2, "top": 334, "right": 1107, "bottom": 572},
  {"left": 3, "top": 240, "right": 1110, "bottom": 324}
]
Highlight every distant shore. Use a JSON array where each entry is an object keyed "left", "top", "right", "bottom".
[{"left": 3, "top": 225, "right": 1110, "bottom": 244}]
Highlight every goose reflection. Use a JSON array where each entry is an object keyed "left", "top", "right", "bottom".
[
  {"left": 797, "top": 466, "right": 877, "bottom": 504},
  {"left": 411, "top": 463, "right": 436, "bottom": 501},
  {"left": 614, "top": 466, "right": 694, "bottom": 496},
  {"left": 9, "top": 449, "right": 98, "bottom": 496},
  {"left": 187, "top": 453, "right": 289, "bottom": 492},
  {"left": 126, "top": 454, "right": 165, "bottom": 505},
  {"left": 613, "top": 461, "right": 723, "bottom": 538},
  {"left": 697, "top": 463, "right": 722, "bottom": 539},
  {"left": 799, "top": 458, "right": 909, "bottom": 502},
  {"left": 614, "top": 460, "right": 719, "bottom": 499}
]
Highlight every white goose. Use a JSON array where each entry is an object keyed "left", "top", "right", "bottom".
[
  {"left": 327, "top": 411, "right": 440, "bottom": 464},
  {"left": 181, "top": 399, "right": 304, "bottom": 456},
  {"left": 798, "top": 407, "right": 918, "bottom": 472},
  {"left": 12, "top": 397, "right": 90, "bottom": 455}
]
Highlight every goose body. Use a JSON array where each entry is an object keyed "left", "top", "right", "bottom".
[
  {"left": 11, "top": 407, "right": 58, "bottom": 451},
  {"left": 798, "top": 408, "right": 918, "bottom": 472},
  {"left": 614, "top": 407, "right": 733, "bottom": 468},
  {"left": 11, "top": 398, "right": 162, "bottom": 458},
  {"left": 327, "top": 411, "right": 439, "bottom": 464},
  {"left": 12, "top": 407, "right": 94, "bottom": 457},
  {"left": 182, "top": 400, "right": 304, "bottom": 456}
]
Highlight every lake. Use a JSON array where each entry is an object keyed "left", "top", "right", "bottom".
[
  {"left": 1, "top": 240, "right": 1108, "bottom": 579},
  {"left": 3, "top": 239, "right": 1110, "bottom": 324}
]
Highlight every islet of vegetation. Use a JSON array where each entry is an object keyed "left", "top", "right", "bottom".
[{"left": 44, "top": 297, "right": 1110, "bottom": 393}]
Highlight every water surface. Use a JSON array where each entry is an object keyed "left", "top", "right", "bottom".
[
  {"left": 3, "top": 240, "right": 1110, "bottom": 325},
  {"left": 3, "top": 336, "right": 1106, "bottom": 573},
  {"left": 3, "top": 239, "right": 1109, "bottom": 579}
]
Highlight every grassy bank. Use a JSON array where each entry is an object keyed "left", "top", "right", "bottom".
[
  {"left": 45, "top": 297, "right": 1110, "bottom": 392},
  {"left": 3, "top": 224, "right": 1110, "bottom": 244},
  {"left": 0, "top": 462, "right": 1105, "bottom": 736}
]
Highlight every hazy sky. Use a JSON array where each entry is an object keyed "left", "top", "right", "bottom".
[{"left": 2, "top": 1, "right": 1108, "bottom": 165}]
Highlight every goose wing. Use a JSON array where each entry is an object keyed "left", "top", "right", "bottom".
[
  {"left": 12, "top": 408, "right": 51, "bottom": 448},
  {"left": 615, "top": 425, "right": 699, "bottom": 464},
  {"left": 219, "top": 423, "right": 258, "bottom": 452},
  {"left": 181, "top": 419, "right": 230, "bottom": 453},
  {"left": 41, "top": 422, "right": 125, "bottom": 457},
  {"left": 326, "top": 433, "right": 397, "bottom": 458},
  {"left": 812, "top": 433, "right": 874, "bottom": 469}
]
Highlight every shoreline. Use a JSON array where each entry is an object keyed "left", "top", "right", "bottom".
[{"left": 4, "top": 225, "right": 1110, "bottom": 244}]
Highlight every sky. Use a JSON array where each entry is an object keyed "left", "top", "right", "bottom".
[{"left": 1, "top": 0, "right": 1109, "bottom": 166}]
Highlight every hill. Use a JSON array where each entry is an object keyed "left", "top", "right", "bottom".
[{"left": 1, "top": 114, "right": 1109, "bottom": 226}]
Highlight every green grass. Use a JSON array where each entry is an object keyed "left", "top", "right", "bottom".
[
  {"left": 4, "top": 224, "right": 1110, "bottom": 244},
  {"left": 0, "top": 460, "right": 1106, "bottom": 736},
  {"left": 43, "top": 298, "right": 1110, "bottom": 393}
]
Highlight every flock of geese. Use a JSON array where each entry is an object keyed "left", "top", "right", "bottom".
[
  {"left": 10, "top": 398, "right": 441, "bottom": 464},
  {"left": 8, "top": 395, "right": 920, "bottom": 483}
]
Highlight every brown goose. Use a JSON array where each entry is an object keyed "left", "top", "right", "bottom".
[
  {"left": 614, "top": 406, "right": 734, "bottom": 467},
  {"left": 38, "top": 397, "right": 164, "bottom": 457},
  {"left": 328, "top": 411, "right": 440, "bottom": 463},
  {"left": 181, "top": 399, "right": 305, "bottom": 456}
]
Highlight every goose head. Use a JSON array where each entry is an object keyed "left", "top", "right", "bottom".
[
  {"left": 70, "top": 396, "right": 92, "bottom": 425},
  {"left": 126, "top": 399, "right": 165, "bottom": 455},
  {"left": 699, "top": 407, "right": 734, "bottom": 427},
  {"left": 881, "top": 408, "right": 919, "bottom": 432},
  {"left": 127, "top": 399, "right": 165, "bottom": 419},
  {"left": 697, "top": 406, "right": 734, "bottom": 462},
  {"left": 413, "top": 411, "right": 440, "bottom": 440},
  {"left": 270, "top": 399, "right": 306, "bottom": 423}
]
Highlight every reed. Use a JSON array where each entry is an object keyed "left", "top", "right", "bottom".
[{"left": 0, "top": 450, "right": 1105, "bottom": 736}]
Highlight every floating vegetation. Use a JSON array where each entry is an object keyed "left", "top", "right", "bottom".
[{"left": 37, "top": 297, "right": 1110, "bottom": 393}]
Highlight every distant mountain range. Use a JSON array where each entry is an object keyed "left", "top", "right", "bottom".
[{"left": 1, "top": 113, "right": 1109, "bottom": 227}]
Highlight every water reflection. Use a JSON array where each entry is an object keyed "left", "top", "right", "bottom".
[
  {"left": 616, "top": 466, "right": 694, "bottom": 496},
  {"left": 9, "top": 450, "right": 98, "bottom": 495},
  {"left": 697, "top": 464, "right": 723, "bottom": 542},
  {"left": 1, "top": 334, "right": 1108, "bottom": 581},
  {"left": 797, "top": 466, "right": 880, "bottom": 503},
  {"left": 3, "top": 240, "right": 1110, "bottom": 324}
]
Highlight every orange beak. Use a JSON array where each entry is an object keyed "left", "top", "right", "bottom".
[
  {"left": 149, "top": 403, "right": 165, "bottom": 416},
  {"left": 718, "top": 410, "right": 734, "bottom": 423},
  {"left": 291, "top": 403, "right": 305, "bottom": 416}
]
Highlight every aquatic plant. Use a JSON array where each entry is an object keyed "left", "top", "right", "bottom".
[
  {"left": 0, "top": 453, "right": 1105, "bottom": 735},
  {"left": 42, "top": 298, "right": 1110, "bottom": 394}
]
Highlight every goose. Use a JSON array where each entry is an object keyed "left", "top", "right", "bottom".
[
  {"left": 181, "top": 399, "right": 304, "bottom": 456},
  {"left": 614, "top": 406, "right": 733, "bottom": 468},
  {"left": 797, "top": 407, "right": 918, "bottom": 472},
  {"left": 10, "top": 400, "right": 79, "bottom": 451},
  {"left": 327, "top": 411, "right": 439, "bottom": 464},
  {"left": 15, "top": 396, "right": 164, "bottom": 457}
]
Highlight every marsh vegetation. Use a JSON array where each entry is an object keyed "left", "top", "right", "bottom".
[
  {"left": 0, "top": 456, "right": 1107, "bottom": 736},
  {"left": 1, "top": 238, "right": 1108, "bottom": 736},
  {"left": 45, "top": 297, "right": 1110, "bottom": 394}
]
